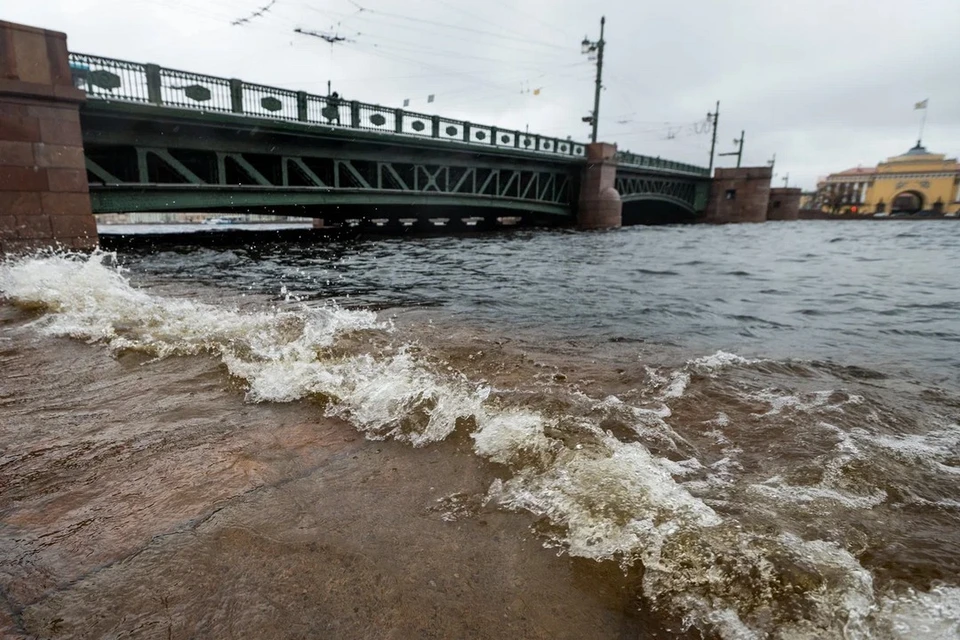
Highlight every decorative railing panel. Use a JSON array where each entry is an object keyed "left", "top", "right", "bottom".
[
  {"left": 159, "top": 67, "right": 233, "bottom": 112},
  {"left": 616, "top": 150, "right": 709, "bottom": 176},
  {"left": 69, "top": 54, "right": 150, "bottom": 102},
  {"left": 241, "top": 82, "right": 299, "bottom": 121},
  {"left": 67, "top": 52, "right": 599, "bottom": 162},
  {"left": 69, "top": 52, "right": 708, "bottom": 173}
]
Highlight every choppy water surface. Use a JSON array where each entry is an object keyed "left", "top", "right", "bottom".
[{"left": 2, "top": 220, "right": 959, "bottom": 639}]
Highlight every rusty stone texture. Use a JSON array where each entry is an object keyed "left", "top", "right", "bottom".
[
  {"left": 38, "top": 114, "right": 83, "bottom": 145},
  {"left": 12, "top": 213, "right": 51, "bottom": 238},
  {"left": 0, "top": 114, "right": 41, "bottom": 142},
  {"left": 0, "top": 214, "right": 16, "bottom": 234},
  {"left": 703, "top": 166, "right": 774, "bottom": 224},
  {"left": 32, "top": 142, "right": 84, "bottom": 169},
  {"left": 0, "top": 139, "right": 36, "bottom": 165},
  {"left": 586, "top": 142, "right": 617, "bottom": 162},
  {"left": 767, "top": 187, "right": 802, "bottom": 221},
  {"left": 45, "top": 167, "right": 88, "bottom": 193},
  {"left": 0, "top": 191, "right": 43, "bottom": 215},
  {"left": 0, "top": 165, "right": 47, "bottom": 191},
  {"left": 10, "top": 27, "right": 51, "bottom": 85},
  {"left": 0, "top": 20, "right": 95, "bottom": 254},
  {"left": 577, "top": 142, "right": 622, "bottom": 229},
  {"left": 40, "top": 191, "right": 91, "bottom": 215},
  {"left": 49, "top": 213, "right": 97, "bottom": 238}
]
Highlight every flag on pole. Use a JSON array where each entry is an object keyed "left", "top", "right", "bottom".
[
  {"left": 914, "top": 99, "right": 928, "bottom": 110},
  {"left": 427, "top": 94, "right": 435, "bottom": 103},
  {"left": 532, "top": 88, "right": 541, "bottom": 96},
  {"left": 403, "top": 98, "right": 410, "bottom": 107}
]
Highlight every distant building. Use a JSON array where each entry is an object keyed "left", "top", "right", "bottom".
[{"left": 817, "top": 143, "right": 960, "bottom": 215}]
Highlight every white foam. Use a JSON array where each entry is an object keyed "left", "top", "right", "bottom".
[
  {"left": 749, "top": 479, "right": 887, "bottom": 509},
  {"left": 0, "top": 252, "right": 485, "bottom": 447},
  {"left": 862, "top": 425, "right": 960, "bottom": 462},
  {"left": 662, "top": 371, "right": 691, "bottom": 399},
  {"left": 875, "top": 584, "right": 960, "bottom": 639},
  {"left": 688, "top": 350, "right": 760, "bottom": 372},
  {"left": 488, "top": 433, "right": 722, "bottom": 562},
  {"left": 6, "top": 253, "right": 960, "bottom": 640},
  {"left": 747, "top": 389, "right": 863, "bottom": 416},
  {"left": 471, "top": 409, "right": 553, "bottom": 465}
]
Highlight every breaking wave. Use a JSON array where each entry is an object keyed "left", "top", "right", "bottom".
[{"left": 3, "top": 251, "right": 959, "bottom": 638}]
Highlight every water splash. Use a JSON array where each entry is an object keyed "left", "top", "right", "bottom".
[{"left": 3, "top": 252, "right": 959, "bottom": 639}]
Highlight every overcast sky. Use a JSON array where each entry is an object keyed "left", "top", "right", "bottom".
[{"left": 7, "top": 0, "right": 959, "bottom": 189}]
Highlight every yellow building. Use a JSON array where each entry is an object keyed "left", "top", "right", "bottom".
[{"left": 818, "top": 142, "right": 960, "bottom": 215}]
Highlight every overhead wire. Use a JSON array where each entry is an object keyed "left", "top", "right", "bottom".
[
  {"left": 485, "top": 0, "right": 579, "bottom": 40},
  {"left": 421, "top": 0, "right": 547, "bottom": 45},
  {"left": 122, "top": 0, "right": 702, "bottom": 147},
  {"left": 293, "top": 1, "right": 570, "bottom": 52}
]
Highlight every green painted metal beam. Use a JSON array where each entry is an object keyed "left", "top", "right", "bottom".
[
  {"left": 619, "top": 193, "right": 698, "bottom": 213},
  {"left": 88, "top": 186, "right": 573, "bottom": 217},
  {"left": 79, "top": 101, "right": 585, "bottom": 169}
]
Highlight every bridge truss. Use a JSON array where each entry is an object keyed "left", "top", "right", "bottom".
[{"left": 615, "top": 172, "right": 709, "bottom": 212}]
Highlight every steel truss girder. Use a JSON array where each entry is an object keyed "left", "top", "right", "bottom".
[
  {"left": 615, "top": 174, "right": 699, "bottom": 210},
  {"left": 86, "top": 144, "right": 573, "bottom": 209}
]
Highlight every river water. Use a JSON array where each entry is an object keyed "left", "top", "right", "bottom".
[{"left": 1, "top": 220, "right": 959, "bottom": 639}]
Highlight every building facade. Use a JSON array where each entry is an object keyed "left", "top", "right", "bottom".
[{"left": 817, "top": 143, "right": 960, "bottom": 215}]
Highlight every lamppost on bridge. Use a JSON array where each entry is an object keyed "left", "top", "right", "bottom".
[
  {"left": 706, "top": 101, "right": 721, "bottom": 175},
  {"left": 581, "top": 16, "right": 606, "bottom": 144}
]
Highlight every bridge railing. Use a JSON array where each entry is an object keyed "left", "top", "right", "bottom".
[
  {"left": 68, "top": 52, "right": 589, "bottom": 159},
  {"left": 615, "top": 150, "right": 710, "bottom": 177}
]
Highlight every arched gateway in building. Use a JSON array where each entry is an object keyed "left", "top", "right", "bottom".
[
  {"left": 818, "top": 142, "right": 960, "bottom": 216},
  {"left": 892, "top": 190, "right": 924, "bottom": 214}
]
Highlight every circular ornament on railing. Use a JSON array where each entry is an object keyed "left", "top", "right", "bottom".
[
  {"left": 522, "top": 137, "right": 532, "bottom": 147},
  {"left": 500, "top": 134, "right": 511, "bottom": 144},
  {"left": 260, "top": 96, "right": 283, "bottom": 112},
  {"left": 445, "top": 125, "right": 458, "bottom": 136},
  {"left": 558, "top": 143, "right": 569, "bottom": 153},
  {"left": 475, "top": 131, "right": 486, "bottom": 141},
  {"left": 542, "top": 141, "right": 553, "bottom": 151},
  {"left": 370, "top": 113, "right": 387, "bottom": 126},
  {"left": 183, "top": 85, "right": 211, "bottom": 102},
  {"left": 88, "top": 70, "right": 122, "bottom": 90},
  {"left": 411, "top": 120, "right": 426, "bottom": 132}
]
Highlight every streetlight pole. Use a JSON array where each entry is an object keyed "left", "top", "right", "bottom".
[
  {"left": 707, "top": 100, "right": 719, "bottom": 175},
  {"left": 581, "top": 17, "right": 606, "bottom": 144}
]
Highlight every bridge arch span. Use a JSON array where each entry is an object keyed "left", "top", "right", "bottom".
[
  {"left": 619, "top": 192, "right": 697, "bottom": 213},
  {"left": 620, "top": 194, "right": 699, "bottom": 225}
]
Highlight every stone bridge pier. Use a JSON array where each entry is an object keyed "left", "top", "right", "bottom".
[
  {"left": 0, "top": 20, "right": 97, "bottom": 254},
  {"left": 702, "top": 166, "right": 774, "bottom": 224},
  {"left": 577, "top": 142, "right": 622, "bottom": 229}
]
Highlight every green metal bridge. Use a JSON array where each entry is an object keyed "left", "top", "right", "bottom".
[{"left": 72, "top": 53, "right": 710, "bottom": 225}]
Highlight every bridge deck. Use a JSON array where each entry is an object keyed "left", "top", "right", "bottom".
[{"left": 71, "top": 53, "right": 708, "bottom": 219}]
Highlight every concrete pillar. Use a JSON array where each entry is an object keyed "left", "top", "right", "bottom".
[
  {"left": 0, "top": 20, "right": 96, "bottom": 255},
  {"left": 767, "top": 187, "right": 801, "bottom": 221},
  {"left": 577, "top": 142, "right": 621, "bottom": 229},
  {"left": 702, "top": 166, "right": 773, "bottom": 224}
]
